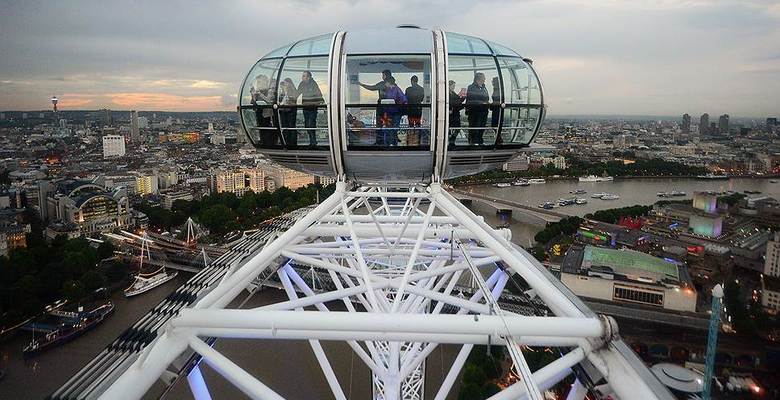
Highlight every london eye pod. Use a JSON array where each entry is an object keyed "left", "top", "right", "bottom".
[{"left": 238, "top": 26, "right": 545, "bottom": 184}]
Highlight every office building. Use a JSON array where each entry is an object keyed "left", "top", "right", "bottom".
[
  {"left": 161, "top": 190, "right": 194, "bottom": 210},
  {"left": 262, "top": 165, "right": 315, "bottom": 191},
  {"left": 681, "top": 113, "right": 690, "bottom": 134},
  {"left": 214, "top": 170, "right": 248, "bottom": 197},
  {"left": 699, "top": 113, "right": 709, "bottom": 135},
  {"left": 130, "top": 110, "right": 140, "bottom": 142},
  {"left": 502, "top": 155, "right": 530, "bottom": 172},
  {"left": 102, "top": 135, "right": 126, "bottom": 158},
  {"left": 718, "top": 114, "right": 729, "bottom": 135},
  {"left": 764, "top": 232, "right": 780, "bottom": 278},
  {"left": 762, "top": 277, "right": 780, "bottom": 313},
  {"left": 135, "top": 173, "right": 159, "bottom": 196}
]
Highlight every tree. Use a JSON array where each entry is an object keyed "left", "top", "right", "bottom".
[
  {"left": 105, "top": 260, "right": 129, "bottom": 283},
  {"left": 61, "top": 280, "right": 86, "bottom": 303},
  {"left": 97, "top": 241, "right": 116, "bottom": 260},
  {"left": 198, "top": 204, "right": 235, "bottom": 235},
  {"left": 81, "top": 270, "right": 106, "bottom": 292}
]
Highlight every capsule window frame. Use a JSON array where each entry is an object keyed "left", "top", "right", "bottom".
[
  {"left": 342, "top": 53, "right": 434, "bottom": 151},
  {"left": 239, "top": 54, "right": 332, "bottom": 151}
]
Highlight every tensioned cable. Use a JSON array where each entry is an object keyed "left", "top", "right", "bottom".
[{"left": 457, "top": 239, "right": 543, "bottom": 400}]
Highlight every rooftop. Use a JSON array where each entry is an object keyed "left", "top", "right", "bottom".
[{"left": 582, "top": 245, "right": 680, "bottom": 282}]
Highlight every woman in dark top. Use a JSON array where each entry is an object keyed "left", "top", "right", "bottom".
[
  {"left": 297, "top": 71, "right": 324, "bottom": 147},
  {"left": 465, "top": 72, "right": 489, "bottom": 145}
]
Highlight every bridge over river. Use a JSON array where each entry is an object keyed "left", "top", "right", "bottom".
[{"left": 450, "top": 187, "right": 568, "bottom": 224}]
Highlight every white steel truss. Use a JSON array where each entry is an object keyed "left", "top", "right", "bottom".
[{"left": 100, "top": 182, "right": 673, "bottom": 400}]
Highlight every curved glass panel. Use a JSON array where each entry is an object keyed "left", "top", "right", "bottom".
[
  {"left": 277, "top": 56, "right": 329, "bottom": 149},
  {"left": 498, "top": 106, "right": 541, "bottom": 146},
  {"left": 499, "top": 57, "right": 541, "bottom": 105},
  {"left": 447, "top": 56, "right": 501, "bottom": 148},
  {"left": 343, "top": 28, "right": 433, "bottom": 54},
  {"left": 445, "top": 32, "right": 491, "bottom": 54},
  {"left": 287, "top": 33, "right": 333, "bottom": 57},
  {"left": 485, "top": 40, "right": 519, "bottom": 57},
  {"left": 263, "top": 43, "right": 293, "bottom": 59},
  {"left": 240, "top": 59, "right": 281, "bottom": 107},
  {"left": 345, "top": 55, "right": 432, "bottom": 150}
]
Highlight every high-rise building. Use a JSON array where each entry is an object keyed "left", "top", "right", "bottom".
[
  {"left": 767, "top": 117, "right": 778, "bottom": 127},
  {"left": 699, "top": 113, "right": 709, "bottom": 135},
  {"left": 130, "top": 110, "right": 140, "bottom": 142},
  {"left": 718, "top": 114, "right": 729, "bottom": 135},
  {"left": 208, "top": 122, "right": 214, "bottom": 133},
  {"left": 102, "top": 135, "right": 126, "bottom": 158},
  {"left": 681, "top": 113, "right": 690, "bottom": 134},
  {"left": 104, "top": 109, "right": 113, "bottom": 126}
]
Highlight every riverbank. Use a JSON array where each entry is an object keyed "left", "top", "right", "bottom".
[
  {"left": 0, "top": 274, "right": 188, "bottom": 399},
  {"left": 454, "top": 174, "right": 780, "bottom": 186},
  {"left": 460, "top": 177, "right": 780, "bottom": 218}
]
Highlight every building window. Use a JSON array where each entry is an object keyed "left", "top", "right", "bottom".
[{"left": 613, "top": 286, "right": 664, "bottom": 307}]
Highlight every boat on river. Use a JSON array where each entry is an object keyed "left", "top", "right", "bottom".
[
  {"left": 696, "top": 173, "right": 729, "bottom": 180},
  {"left": 124, "top": 268, "right": 178, "bottom": 297},
  {"left": 23, "top": 302, "right": 115, "bottom": 356},
  {"left": 513, "top": 179, "right": 530, "bottom": 186},
  {"left": 600, "top": 193, "right": 620, "bottom": 200},
  {"left": 579, "top": 175, "right": 613, "bottom": 182},
  {"left": 657, "top": 191, "right": 686, "bottom": 197},
  {"left": 528, "top": 178, "right": 546, "bottom": 184},
  {"left": 494, "top": 182, "right": 511, "bottom": 188}
]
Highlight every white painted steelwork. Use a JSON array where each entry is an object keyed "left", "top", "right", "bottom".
[{"left": 99, "top": 183, "right": 675, "bottom": 400}]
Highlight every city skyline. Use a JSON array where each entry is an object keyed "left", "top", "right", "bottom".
[{"left": 1, "top": 0, "right": 780, "bottom": 116}]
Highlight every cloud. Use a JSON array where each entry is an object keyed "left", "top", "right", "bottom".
[
  {"left": 0, "top": 0, "right": 778, "bottom": 115},
  {"left": 108, "top": 92, "right": 224, "bottom": 111},
  {"left": 190, "top": 80, "right": 224, "bottom": 89}
]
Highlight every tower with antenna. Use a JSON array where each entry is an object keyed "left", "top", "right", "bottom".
[{"left": 51, "top": 95, "right": 58, "bottom": 112}]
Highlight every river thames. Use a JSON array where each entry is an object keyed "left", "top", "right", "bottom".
[{"left": 0, "top": 177, "right": 775, "bottom": 398}]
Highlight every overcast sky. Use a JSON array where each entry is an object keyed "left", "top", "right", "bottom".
[{"left": 1, "top": 0, "right": 778, "bottom": 116}]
